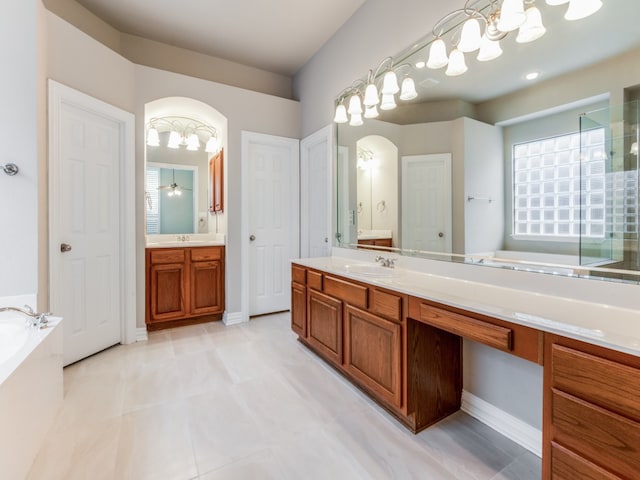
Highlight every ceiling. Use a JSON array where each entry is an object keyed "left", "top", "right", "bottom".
[
  {"left": 75, "top": 0, "right": 367, "bottom": 76},
  {"left": 73, "top": 0, "right": 639, "bottom": 104}
]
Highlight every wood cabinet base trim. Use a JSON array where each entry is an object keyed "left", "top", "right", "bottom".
[{"left": 146, "top": 313, "right": 223, "bottom": 331}]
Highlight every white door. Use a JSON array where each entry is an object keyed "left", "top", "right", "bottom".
[
  {"left": 49, "top": 82, "right": 135, "bottom": 365},
  {"left": 242, "top": 132, "right": 299, "bottom": 317},
  {"left": 301, "top": 125, "right": 331, "bottom": 258},
  {"left": 401, "top": 154, "right": 452, "bottom": 253}
]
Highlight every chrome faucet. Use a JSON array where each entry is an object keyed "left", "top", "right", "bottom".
[
  {"left": 0, "top": 305, "right": 50, "bottom": 328},
  {"left": 375, "top": 256, "right": 396, "bottom": 268}
]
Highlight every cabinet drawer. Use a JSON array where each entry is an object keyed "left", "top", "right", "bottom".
[
  {"left": 552, "top": 389, "right": 640, "bottom": 479},
  {"left": 324, "top": 275, "right": 368, "bottom": 309},
  {"left": 551, "top": 442, "right": 621, "bottom": 480},
  {"left": 307, "top": 270, "right": 323, "bottom": 291},
  {"left": 418, "top": 303, "right": 512, "bottom": 352},
  {"left": 292, "top": 265, "right": 306, "bottom": 285},
  {"left": 190, "top": 246, "right": 223, "bottom": 261},
  {"left": 149, "top": 248, "right": 185, "bottom": 264},
  {"left": 551, "top": 344, "right": 640, "bottom": 421},
  {"left": 371, "top": 289, "right": 402, "bottom": 323}
]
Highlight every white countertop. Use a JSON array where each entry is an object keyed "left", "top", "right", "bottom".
[
  {"left": 146, "top": 241, "right": 225, "bottom": 249},
  {"left": 146, "top": 233, "right": 225, "bottom": 249},
  {"left": 293, "top": 256, "right": 640, "bottom": 358}
]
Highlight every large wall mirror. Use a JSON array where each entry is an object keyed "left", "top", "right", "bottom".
[
  {"left": 335, "top": 1, "right": 640, "bottom": 283},
  {"left": 144, "top": 97, "right": 227, "bottom": 239}
]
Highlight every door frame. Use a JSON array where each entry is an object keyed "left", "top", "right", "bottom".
[
  {"left": 240, "top": 131, "right": 299, "bottom": 322},
  {"left": 48, "top": 80, "right": 136, "bottom": 345},
  {"left": 300, "top": 124, "right": 333, "bottom": 258}
]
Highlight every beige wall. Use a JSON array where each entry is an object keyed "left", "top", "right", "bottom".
[
  {"left": 0, "top": 0, "right": 39, "bottom": 297},
  {"left": 42, "top": 0, "right": 293, "bottom": 99},
  {"left": 45, "top": 10, "right": 301, "bottom": 327}
]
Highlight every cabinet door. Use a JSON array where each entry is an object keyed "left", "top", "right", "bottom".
[
  {"left": 291, "top": 283, "right": 307, "bottom": 337},
  {"left": 150, "top": 262, "right": 187, "bottom": 322},
  {"left": 344, "top": 305, "right": 402, "bottom": 409},
  {"left": 307, "top": 290, "right": 343, "bottom": 365},
  {"left": 209, "top": 149, "right": 224, "bottom": 213},
  {"left": 191, "top": 260, "right": 224, "bottom": 315}
]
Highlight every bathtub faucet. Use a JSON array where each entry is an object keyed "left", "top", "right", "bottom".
[{"left": 0, "top": 305, "right": 50, "bottom": 328}]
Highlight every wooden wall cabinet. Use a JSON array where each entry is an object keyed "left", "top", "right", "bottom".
[
  {"left": 146, "top": 246, "right": 225, "bottom": 330},
  {"left": 209, "top": 149, "right": 224, "bottom": 213}
]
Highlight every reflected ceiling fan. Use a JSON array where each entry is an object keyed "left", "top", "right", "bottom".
[{"left": 158, "top": 169, "right": 192, "bottom": 197}]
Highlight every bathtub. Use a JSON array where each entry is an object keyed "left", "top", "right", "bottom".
[{"left": 0, "top": 295, "right": 63, "bottom": 480}]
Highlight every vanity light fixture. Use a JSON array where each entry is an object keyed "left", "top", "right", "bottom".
[
  {"left": 333, "top": 57, "right": 417, "bottom": 125},
  {"left": 425, "top": 0, "right": 601, "bottom": 78},
  {"left": 146, "top": 116, "right": 220, "bottom": 154}
]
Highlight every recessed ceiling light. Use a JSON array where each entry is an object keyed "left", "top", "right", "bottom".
[
  {"left": 525, "top": 71, "right": 540, "bottom": 81},
  {"left": 415, "top": 61, "right": 426, "bottom": 69}
]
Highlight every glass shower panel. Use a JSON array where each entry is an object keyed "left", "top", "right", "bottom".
[{"left": 580, "top": 100, "right": 639, "bottom": 271}]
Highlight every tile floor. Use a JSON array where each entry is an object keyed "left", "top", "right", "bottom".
[{"left": 28, "top": 313, "right": 541, "bottom": 480}]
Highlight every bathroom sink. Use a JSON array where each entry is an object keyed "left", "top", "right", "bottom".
[{"left": 343, "top": 264, "right": 397, "bottom": 277}]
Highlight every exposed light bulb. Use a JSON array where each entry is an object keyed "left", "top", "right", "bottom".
[
  {"left": 399, "top": 77, "right": 418, "bottom": 101},
  {"left": 564, "top": 0, "right": 602, "bottom": 21},
  {"left": 381, "top": 71, "right": 400, "bottom": 95},
  {"left": 349, "top": 113, "right": 363, "bottom": 126},
  {"left": 415, "top": 61, "right": 426, "bottom": 69},
  {"left": 364, "top": 105, "right": 379, "bottom": 119},
  {"left": 174, "top": 188, "right": 182, "bottom": 196},
  {"left": 458, "top": 17, "right": 482, "bottom": 53},
  {"left": 446, "top": 48, "right": 468, "bottom": 76},
  {"left": 380, "top": 93, "right": 397, "bottom": 111},
  {"left": 363, "top": 83, "right": 380, "bottom": 107},
  {"left": 497, "top": 0, "right": 526, "bottom": 32},
  {"left": 186, "top": 133, "right": 200, "bottom": 151},
  {"left": 167, "top": 131, "right": 181, "bottom": 149},
  {"left": 333, "top": 104, "right": 349, "bottom": 123},
  {"left": 477, "top": 34, "right": 503, "bottom": 62},
  {"left": 348, "top": 94, "right": 363, "bottom": 115},
  {"left": 146, "top": 127, "right": 160, "bottom": 147},
  {"left": 516, "top": 6, "right": 546, "bottom": 43},
  {"left": 427, "top": 38, "right": 448, "bottom": 69},
  {"left": 205, "top": 136, "right": 220, "bottom": 153}
]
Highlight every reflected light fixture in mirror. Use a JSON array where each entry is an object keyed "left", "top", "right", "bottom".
[
  {"left": 334, "top": 56, "right": 417, "bottom": 126},
  {"left": 146, "top": 116, "right": 220, "bottom": 154}
]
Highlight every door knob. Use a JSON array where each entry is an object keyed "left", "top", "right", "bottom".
[
  {"left": 249, "top": 235, "right": 256, "bottom": 241},
  {"left": 438, "top": 232, "right": 444, "bottom": 238},
  {"left": 60, "top": 243, "right": 72, "bottom": 253}
]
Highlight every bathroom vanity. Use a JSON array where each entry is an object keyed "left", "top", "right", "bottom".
[
  {"left": 145, "top": 244, "right": 225, "bottom": 330},
  {"left": 291, "top": 257, "right": 640, "bottom": 480}
]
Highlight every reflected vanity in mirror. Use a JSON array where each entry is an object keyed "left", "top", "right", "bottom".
[{"left": 334, "top": 0, "right": 640, "bottom": 283}]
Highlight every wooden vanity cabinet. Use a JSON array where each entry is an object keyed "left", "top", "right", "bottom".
[
  {"left": 291, "top": 265, "right": 433, "bottom": 430},
  {"left": 291, "top": 265, "right": 307, "bottom": 337},
  {"left": 146, "top": 246, "right": 225, "bottom": 330},
  {"left": 543, "top": 334, "right": 640, "bottom": 480},
  {"left": 147, "top": 249, "right": 188, "bottom": 322}
]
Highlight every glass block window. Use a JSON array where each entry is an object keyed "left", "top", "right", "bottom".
[
  {"left": 513, "top": 129, "right": 607, "bottom": 239},
  {"left": 146, "top": 166, "right": 160, "bottom": 234}
]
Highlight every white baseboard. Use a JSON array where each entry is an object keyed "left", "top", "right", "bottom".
[
  {"left": 223, "top": 311, "right": 245, "bottom": 326},
  {"left": 461, "top": 390, "right": 542, "bottom": 457},
  {"left": 135, "top": 327, "right": 148, "bottom": 342}
]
